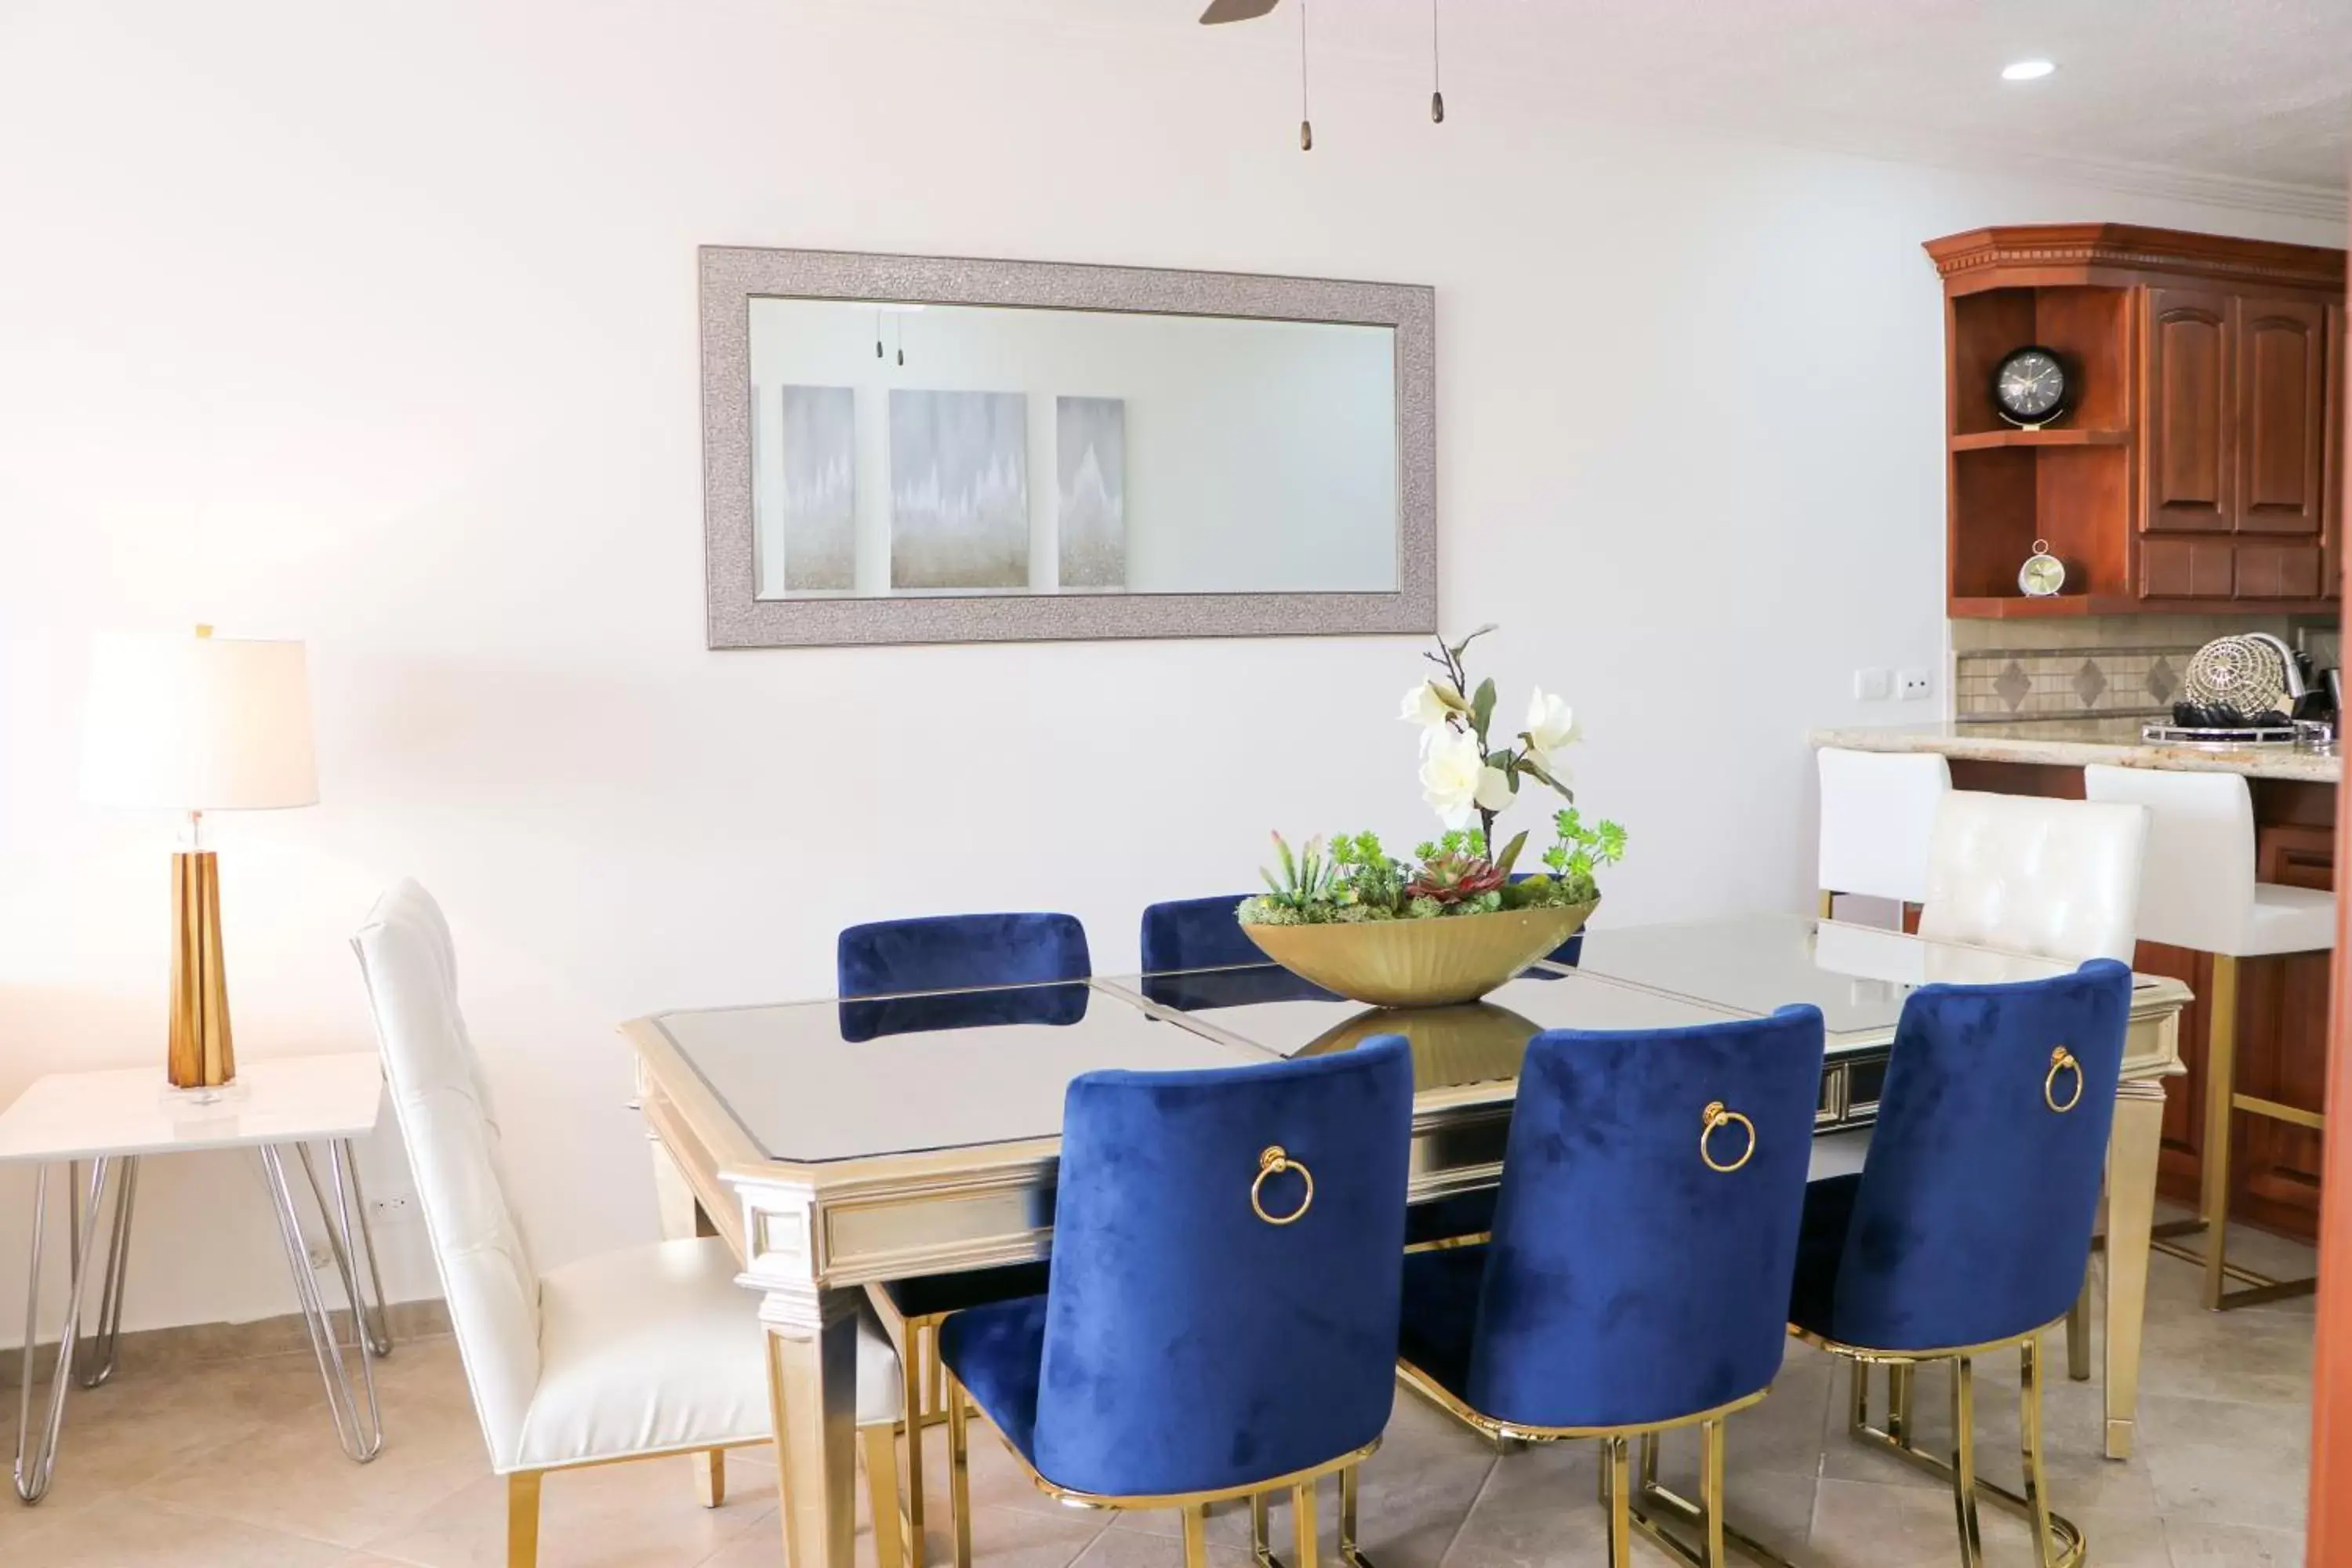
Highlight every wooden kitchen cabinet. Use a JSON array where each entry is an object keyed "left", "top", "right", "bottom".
[
  {"left": 1927, "top": 225, "right": 2346, "bottom": 616},
  {"left": 2145, "top": 286, "right": 2234, "bottom": 534}
]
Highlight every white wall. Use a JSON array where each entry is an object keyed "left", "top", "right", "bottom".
[{"left": 0, "top": 0, "right": 2337, "bottom": 1343}]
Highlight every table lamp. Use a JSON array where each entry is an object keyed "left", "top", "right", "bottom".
[{"left": 82, "top": 626, "right": 319, "bottom": 1091}]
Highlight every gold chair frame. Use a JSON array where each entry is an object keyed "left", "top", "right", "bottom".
[
  {"left": 503, "top": 1425, "right": 906, "bottom": 1568},
  {"left": 2146, "top": 953, "right": 2322, "bottom": 1311},
  {"left": 1397, "top": 1358, "right": 1777, "bottom": 1568},
  {"left": 1797, "top": 1315, "right": 2082, "bottom": 1568},
  {"left": 942, "top": 1367, "right": 1377, "bottom": 1568}
]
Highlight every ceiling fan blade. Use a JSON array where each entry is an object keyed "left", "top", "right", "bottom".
[{"left": 1199, "top": 0, "right": 1282, "bottom": 24}]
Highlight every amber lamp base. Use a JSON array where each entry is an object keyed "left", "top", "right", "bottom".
[{"left": 169, "top": 850, "right": 235, "bottom": 1089}]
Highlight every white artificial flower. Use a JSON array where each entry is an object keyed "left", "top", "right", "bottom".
[
  {"left": 1418, "top": 729, "right": 1486, "bottom": 827},
  {"left": 1475, "top": 764, "right": 1515, "bottom": 813},
  {"left": 1523, "top": 688, "right": 1581, "bottom": 770},
  {"left": 1399, "top": 680, "right": 1463, "bottom": 752}
]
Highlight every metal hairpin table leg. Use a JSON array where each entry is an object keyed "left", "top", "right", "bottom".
[
  {"left": 13, "top": 1159, "right": 113, "bottom": 1503},
  {"left": 260, "top": 1142, "right": 383, "bottom": 1462},
  {"left": 67, "top": 1156, "right": 139, "bottom": 1389},
  {"left": 298, "top": 1142, "right": 394, "bottom": 1358}
]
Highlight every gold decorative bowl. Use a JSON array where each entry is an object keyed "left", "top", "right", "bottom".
[{"left": 1241, "top": 902, "right": 1597, "bottom": 1009}]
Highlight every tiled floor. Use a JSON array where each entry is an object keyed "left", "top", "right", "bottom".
[{"left": 1, "top": 1226, "right": 2315, "bottom": 1568}]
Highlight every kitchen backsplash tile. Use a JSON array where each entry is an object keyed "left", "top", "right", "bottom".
[{"left": 1950, "top": 614, "right": 2336, "bottom": 724}]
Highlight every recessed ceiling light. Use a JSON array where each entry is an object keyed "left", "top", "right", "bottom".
[{"left": 2002, "top": 59, "right": 2057, "bottom": 82}]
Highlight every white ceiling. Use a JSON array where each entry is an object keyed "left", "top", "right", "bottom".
[{"left": 933, "top": 0, "right": 2352, "bottom": 211}]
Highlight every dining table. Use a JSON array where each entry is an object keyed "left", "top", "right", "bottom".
[{"left": 621, "top": 912, "right": 2190, "bottom": 1568}]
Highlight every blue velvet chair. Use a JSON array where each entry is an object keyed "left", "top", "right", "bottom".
[
  {"left": 837, "top": 911, "right": 1091, "bottom": 1568},
  {"left": 939, "top": 1038, "right": 1414, "bottom": 1568},
  {"left": 1394, "top": 1007, "right": 1827, "bottom": 1566},
  {"left": 1790, "top": 960, "right": 2131, "bottom": 1568}
]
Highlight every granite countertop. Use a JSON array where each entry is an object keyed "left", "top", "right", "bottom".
[{"left": 1810, "top": 720, "right": 2342, "bottom": 784}]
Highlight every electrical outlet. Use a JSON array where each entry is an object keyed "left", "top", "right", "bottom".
[
  {"left": 1853, "top": 668, "right": 1892, "bottom": 701},
  {"left": 368, "top": 1193, "right": 416, "bottom": 1223},
  {"left": 1898, "top": 667, "right": 1934, "bottom": 702}
]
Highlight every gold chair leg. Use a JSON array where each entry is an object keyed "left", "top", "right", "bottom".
[
  {"left": 1182, "top": 1503, "right": 1213, "bottom": 1568},
  {"left": 1291, "top": 1479, "right": 1323, "bottom": 1568},
  {"left": 1948, "top": 1358, "right": 1984, "bottom": 1568},
  {"left": 925, "top": 1323, "right": 946, "bottom": 1417},
  {"left": 1698, "top": 1419, "right": 1727, "bottom": 1568},
  {"left": 1817, "top": 890, "right": 1835, "bottom": 920},
  {"left": 902, "top": 1327, "right": 928, "bottom": 1567},
  {"left": 862, "top": 1424, "right": 907, "bottom": 1568},
  {"left": 2201, "top": 954, "right": 2241, "bottom": 1312},
  {"left": 1338, "top": 1465, "right": 1371, "bottom": 1567},
  {"left": 2020, "top": 1338, "right": 2060, "bottom": 1568},
  {"left": 946, "top": 1374, "right": 973, "bottom": 1568},
  {"left": 506, "top": 1470, "right": 543, "bottom": 1568},
  {"left": 1600, "top": 1436, "right": 1632, "bottom": 1568},
  {"left": 1251, "top": 1491, "right": 1277, "bottom": 1568},
  {"left": 1887, "top": 1363, "right": 1914, "bottom": 1446},
  {"left": 693, "top": 1447, "right": 725, "bottom": 1508}
]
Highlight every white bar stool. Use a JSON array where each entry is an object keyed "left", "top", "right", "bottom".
[
  {"left": 1817, "top": 748, "right": 1951, "bottom": 923},
  {"left": 2084, "top": 765, "right": 2333, "bottom": 1310}
]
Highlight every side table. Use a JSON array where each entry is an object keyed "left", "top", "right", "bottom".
[{"left": 2, "top": 1052, "right": 393, "bottom": 1503}]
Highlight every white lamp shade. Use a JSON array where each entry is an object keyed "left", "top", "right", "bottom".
[{"left": 82, "top": 631, "right": 320, "bottom": 811}]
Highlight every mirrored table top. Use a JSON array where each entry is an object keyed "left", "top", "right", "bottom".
[
  {"left": 651, "top": 981, "right": 1267, "bottom": 1163},
  {"left": 641, "top": 914, "right": 2168, "bottom": 1166}
]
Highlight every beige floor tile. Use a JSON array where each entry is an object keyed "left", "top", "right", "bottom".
[
  {"left": 130, "top": 1392, "right": 488, "bottom": 1548},
  {"left": 2140, "top": 1392, "right": 2314, "bottom": 1531},
  {"left": 2165, "top": 1516, "right": 2308, "bottom": 1568},
  {"left": 3, "top": 1494, "right": 352, "bottom": 1567}
]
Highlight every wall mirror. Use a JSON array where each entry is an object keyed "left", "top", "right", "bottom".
[{"left": 700, "top": 247, "right": 1435, "bottom": 647}]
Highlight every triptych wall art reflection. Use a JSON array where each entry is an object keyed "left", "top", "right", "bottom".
[{"left": 756, "top": 384, "right": 1128, "bottom": 596}]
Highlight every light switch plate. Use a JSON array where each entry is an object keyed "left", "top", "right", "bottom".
[{"left": 1853, "top": 668, "right": 1893, "bottom": 701}]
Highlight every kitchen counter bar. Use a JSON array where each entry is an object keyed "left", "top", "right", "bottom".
[{"left": 1810, "top": 720, "right": 2341, "bottom": 785}]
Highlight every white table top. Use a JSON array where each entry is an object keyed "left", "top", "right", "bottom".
[{"left": 0, "top": 1053, "right": 384, "bottom": 1163}]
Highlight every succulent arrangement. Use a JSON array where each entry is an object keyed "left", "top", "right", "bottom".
[{"left": 1239, "top": 628, "right": 1627, "bottom": 928}]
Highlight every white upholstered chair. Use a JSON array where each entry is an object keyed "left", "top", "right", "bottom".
[
  {"left": 2083, "top": 766, "right": 2333, "bottom": 1310},
  {"left": 1916, "top": 790, "right": 2149, "bottom": 964},
  {"left": 1817, "top": 746, "right": 1952, "bottom": 920},
  {"left": 352, "top": 881, "right": 906, "bottom": 1568}
]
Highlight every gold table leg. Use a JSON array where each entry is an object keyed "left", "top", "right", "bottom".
[
  {"left": 2101, "top": 1080, "right": 2165, "bottom": 1460},
  {"left": 765, "top": 1288, "right": 866, "bottom": 1568}
]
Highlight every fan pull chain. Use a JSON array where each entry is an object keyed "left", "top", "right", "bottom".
[
  {"left": 1298, "top": 0, "right": 1312, "bottom": 151},
  {"left": 1431, "top": 0, "right": 1445, "bottom": 122}
]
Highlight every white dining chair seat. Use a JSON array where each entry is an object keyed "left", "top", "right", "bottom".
[
  {"left": 517, "top": 1236, "right": 901, "bottom": 1470},
  {"left": 2246, "top": 883, "right": 2337, "bottom": 958}
]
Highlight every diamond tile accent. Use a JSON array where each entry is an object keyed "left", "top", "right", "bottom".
[
  {"left": 2073, "top": 659, "right": 2110, "bottom": 709},
  {"left": 2147, "top": 655, "right": 2179, "bottom": 706},
  {"left": 1993, "top": 660, "right": 2032, "bottom": 712}
]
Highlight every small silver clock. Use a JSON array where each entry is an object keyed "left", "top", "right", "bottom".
[{"left": 2019, "top": 539, "right": 2065, "bottom": 597}]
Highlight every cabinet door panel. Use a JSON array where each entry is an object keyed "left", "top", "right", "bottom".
[
  {"left": 2235, "top": 543, "right": 2324, "bottom": 599},
  {"left": 2237, "top": 296, "right": 2328, "bottom": 535},
  {"left": 2140, "top": 536, "right": 2234, "bottom": 599},
  {"left": 2143, "top": 289, "right": 2234, "bottom": 533}
]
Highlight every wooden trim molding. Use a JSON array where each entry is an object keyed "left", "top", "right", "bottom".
[{"left": 1925, "top": 223, "right": 2347, "bottom": 292}]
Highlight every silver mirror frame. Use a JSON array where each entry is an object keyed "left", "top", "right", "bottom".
[{"left": 699, "top": 245, "right": 1436, "bottom": 648}]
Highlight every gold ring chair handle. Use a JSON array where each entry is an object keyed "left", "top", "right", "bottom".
[
  {"left": 1250, "top": 1145, "right": 1315, "bottom": 1225},
  {"left": 1700, "top": 1102, "right": 1755, "bottom": 1174},
  {"left": 2045, "top": 1047, "right": 2082, "bottom": 1113}
]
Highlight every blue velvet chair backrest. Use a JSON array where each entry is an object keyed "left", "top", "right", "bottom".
[
  {"left": 1830, "top": 959, "right": 2132, "bottom": 1352},
  {"left": 837, "top": 912, "right": 1092, "bottom": 1041},
  {"left": 1138, "top": 895, "right": 1335, "bottom": 1010},
  {"left": 1036, "top": 1036, "right": 1414, "bottom": 1496},
  {"left": 1465, "top": 1007, "right": 1827, "bottom": 1430}
]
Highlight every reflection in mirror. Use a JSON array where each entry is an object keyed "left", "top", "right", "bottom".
[
  {"left": 1142, "top": 962, "right": 1339, "bottom": 1012},
  {"left": 750, "top": 299, "right": 1399, "bottom": 601},
  {"left": 837, "top": 979, "right": 1092, "bottom": 1043},
  {"left": 1297, "top": 1001, "right": 1543, "bottom": 1090}
]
